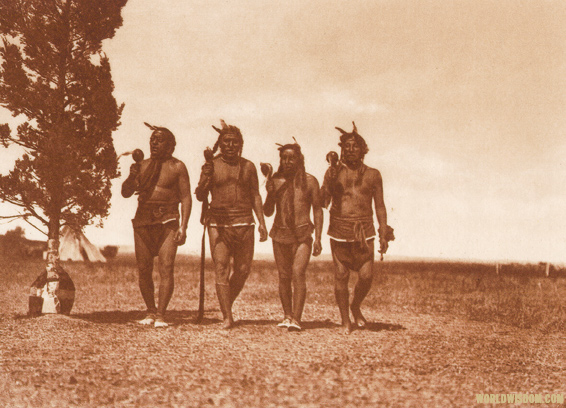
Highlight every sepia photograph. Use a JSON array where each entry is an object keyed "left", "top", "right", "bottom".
[{"left": 1, "top": 0, "right": 565, "bottom": 406}]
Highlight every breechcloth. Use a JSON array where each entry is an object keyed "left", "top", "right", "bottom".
[
  {"left": 328, "top": 215, "right": 376, "bottom": 248},
  {"left": 270, "top": 223, "right": 314, "bottom": 245},
  {"left": 209, "top": 225, "right": 255, "bottom": 256},
  {"left": 330, "top": 238, "right": 374, "bottom": 273},
  {"left": 272, "top": 239, "right": 313, "bottom": 280},
  {"left": 132, "top": 201, "right": 180, "bottom": 257},
  {"left": 132, "top": 201, "right": 180, "bottom": 228},
  {"left": 209, "top": 225, "right": 255, "bottom": 285},
  {"left": 134, "top": 221, "right": 178, "bottom": 257}
]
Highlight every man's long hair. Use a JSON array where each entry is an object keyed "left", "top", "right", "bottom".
[
  {"left": 273, "top": 141, "right": 307, "bottom": 190},
  {"left": 210, "top": 119, "right": 243, "bottom": 157}
]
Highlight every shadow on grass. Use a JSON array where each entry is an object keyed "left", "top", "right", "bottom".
[
  {"left": 302, "top": 320, "right": 340, "bottom": 329},
  {"left": 364, "top": 322, "right": 406, "bottom": 332},
  {"left": 234, "top": 319, "right": 279, "bottom": 327},
  {"left": 301, "top": 320, "right": 406, "bottom": 332},
  {"left": 14, "top": 313, "right": 405, "bottom": 332},
  {"left": 68, "top": 309, "right": 221, "bottom": 326},
  {"left": 235, "top": 319, "right": 406, "bottom": 332}
]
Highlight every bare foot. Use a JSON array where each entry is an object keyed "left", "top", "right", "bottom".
[
  {"left": 351, "top": 305, "right": 367, "bottom": 329},
  {"left": 221, "top": 318, "right": 234, "bottom": 329},
  {"left": 277, "top": 317, "right": 292, "bottom": 328},
  {"left": 288, "top": 319, "right": 302, "bottom": 332},
  {"left": 341, "top": 320, "right": 353, "bottom": 335}
]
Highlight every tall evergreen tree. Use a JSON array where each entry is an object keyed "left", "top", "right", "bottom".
[{"left": 0, "top": 0, "right": 128, "bottom": 246}]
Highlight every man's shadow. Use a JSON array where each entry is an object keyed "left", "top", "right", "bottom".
[
  {"left": 233, "top": 319, "right": 406, "bottom": 332},
  {"left": 25, "top": 311, "right": 405, "bottom": 331},
  {"left": 70, "top": 309, "right": 219, "bottom": 326},
  {"left": 301, "top": 320, "right": 405, "bottom": 332},
  {"left": 363, "top": 321, "right": 406, "bottom": 332}
]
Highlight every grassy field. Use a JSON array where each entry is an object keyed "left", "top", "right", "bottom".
[{"left": 1, "top": 254, "right": 566, "bottom": 407}]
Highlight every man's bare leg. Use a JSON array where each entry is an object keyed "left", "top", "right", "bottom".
[
  {"left": 331, "top": 246, "right": 353, "bottom": 334},
  {"left": 229, "top": 228, "right": 255, "bottom": 305},
  {"left": 273, "top": 241, "right": 293, "bottom": 324},
  {"left": 155, "top": 227, "right": 178, "bottom": 327},
  {"left": 209, "top": 227, "right": 234, "bottom": 329},
  {"left": 134, "top": 228, "right": 157, "bottom": 324},
  {"left": 216, "top": 283, "right": 233, "bottom": 329},
  {"left": 350, "top": 240, "right": 375, "bottom": 329},
  {"left": 350, "top": 261, "right": 373, "bottom": 329},
  {"left": 290, "top": 242, "right": 312, "bottom": 328}
]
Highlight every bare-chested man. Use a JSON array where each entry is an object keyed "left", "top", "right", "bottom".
[
  {"left": 195, "top": 120, "right": 268, "bottom": 329},
  {"left": 322, "top": 122, "right": 394, "bottom": 334},
  {"left": 263, "top": 142, "right": 323, "bottom": 332},
  {"left": 121, "top": 123, "right": 191, "bottom": 328}
]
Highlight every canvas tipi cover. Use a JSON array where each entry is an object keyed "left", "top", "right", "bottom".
[{"left": 59, "top": 226, "right": 106, "bottom": 262}]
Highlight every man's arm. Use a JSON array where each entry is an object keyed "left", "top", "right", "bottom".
[
  {"left": 372, "top": 170, "right": 389, "bottom": 254},
  {"left": 263, "top": 177, "right": 276, "bottom": 217},
  {"left": 248, "top": 162, "right": 268, "bottom": 242},
  {"left": 309, "top": 176, "right": 323, "bottom": 256},
  {"left": 195, "top": 161, "right": 213, "bottom": 202},
  {"left": 320, "top": 166, "right": 338, "bottom": 209},
  {"left": 175, "top": 162, "right": 192, "bottom": 245},
  {"left": 121, "top": 163, "right": 140, "bottom": 198}
]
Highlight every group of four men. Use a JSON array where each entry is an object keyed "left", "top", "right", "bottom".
[{"left": 121, "top": 120, "right": 393, "bottom": 333}]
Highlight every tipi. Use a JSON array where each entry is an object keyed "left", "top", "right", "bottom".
[{"left": 58, "top": 226, "right": 107, "bottom": 262}]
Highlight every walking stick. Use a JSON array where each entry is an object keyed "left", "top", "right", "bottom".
[
  {"left": 196, "top": 201, "right": 207, "bottom": 323},
  {"left": 196, "top": 148, "right": 214, "bottom": 323}
]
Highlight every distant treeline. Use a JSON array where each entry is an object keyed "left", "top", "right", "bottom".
[
  {"left": 0, "top": 227, "right": 45, "bottom": 258},
  {"left": 0, "top": 227, "right": 118, "bottom": 260},
  {"left": 253, "top": 258, "right": 566, "bottom": 279},
  {"left": 372, "top": 260, "right": 566, "bottom": 279}
]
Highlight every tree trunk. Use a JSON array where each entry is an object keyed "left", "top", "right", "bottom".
[{"left": 46, "top": 202, "right": 61, "bottom": 280}]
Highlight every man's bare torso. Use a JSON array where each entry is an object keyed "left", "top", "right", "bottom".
[
  {"left": 139, "top": 157, "right": 183, "bottom": 203},
  {"left": 272, "top": 173, "right": 317, "bottom": 227},
  {"left": 210, "top": 157, "right": 257, "bottom": 210},
  {"left": 330, "top": 165, "right": 381, "bottom": 218}
]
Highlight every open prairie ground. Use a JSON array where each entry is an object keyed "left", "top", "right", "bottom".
[{"left": 1, "top": 255, "right": 565, "bottom": 407}]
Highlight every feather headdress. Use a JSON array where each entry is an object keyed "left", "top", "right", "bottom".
[
  {"left": 209, "top": 119, "right": 243, "bottom": 156},
  {"left": 336, "top": 121, "right": 368, "bottom": 155},
  {"left": 143, "top": 121, "right": 176, "bottom": 153}
]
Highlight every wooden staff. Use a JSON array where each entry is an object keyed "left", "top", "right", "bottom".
[{"left": 196, "top": 148, "right": 214, "bottom": 323}]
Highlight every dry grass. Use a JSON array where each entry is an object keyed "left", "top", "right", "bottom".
[{"left": 1, "top": 255, "right": 566, "bottom": 407}]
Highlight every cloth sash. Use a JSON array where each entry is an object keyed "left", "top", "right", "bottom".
[
  {"left": 328, "top": 215, "right": 375, "bottom": 250},
  {"left": 132, "top": 201, "right": 180, "bottom": 228},
  {"left": 207, "top": 207, "right": 254, "bottom": 227},
  {"left": 138, "top": 155, "right": 170, "bottom": 203}
]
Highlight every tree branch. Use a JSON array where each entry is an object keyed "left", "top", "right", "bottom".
[
  {"left": 23, "top": 217, "right": 48, "bottom": 236},
  {"left": 1, "top": 197, "right": 26, "bottom": 207},
  {"left": 0, "top": 214, "right": 26, "bottom": 220},
  {"left": 24, "top": 204, "right": 48, "bottom": 225}
]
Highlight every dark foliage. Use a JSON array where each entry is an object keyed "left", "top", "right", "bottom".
[
  {"left": 100, "top": 244, "right": 118, "bottom": 259},
  {"left": 0, "top": 0, "right": 127, "bottom": 241}
]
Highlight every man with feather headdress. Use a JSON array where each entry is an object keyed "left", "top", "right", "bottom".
[
  {"left": 121, "top": 123, "right": 192, "bottom": 328},
  {"left": 195, "top": 120, "right": 268, "bottom": 329},
  {"left": 321, "top": 122, "right": 394, "bottom": 334},
  {"left": 263, "top": 140, "right": 323, "bottom": 332}
]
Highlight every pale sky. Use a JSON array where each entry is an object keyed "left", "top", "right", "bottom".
[{"left": 1, "top": 0, "right": 566, "bottom": 263}]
